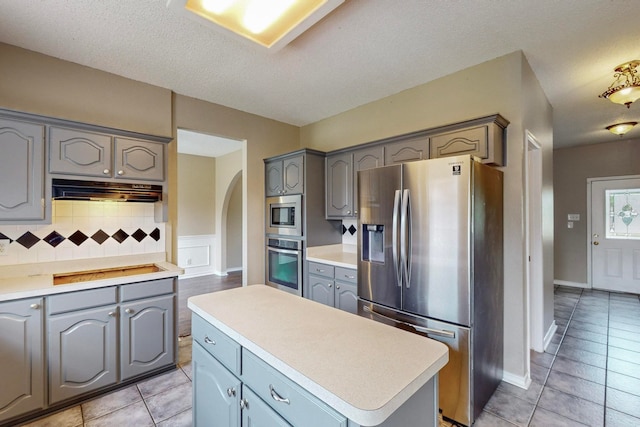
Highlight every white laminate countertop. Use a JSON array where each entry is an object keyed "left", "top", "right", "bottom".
[
  {"left": 0, "top": 252, "right": 183, "bottom": 302},
  {"left": 188, "top": 285, "right": 449, "bottom": 426},
  {"left": 306, "top": 244, "right": 357, "bottom": 269}
]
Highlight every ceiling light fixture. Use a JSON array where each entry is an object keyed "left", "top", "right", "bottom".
[
  {"left": 605, "top": 122, "right": 637, "bottom": 136},
  {"left": 599, "top": 60, "right": 640, "bottom": 108},
  {"left": 167, "top": 0, "right": 344, "bottom": 52}
]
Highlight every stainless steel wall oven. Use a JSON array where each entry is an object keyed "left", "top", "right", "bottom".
[{"left": 265, "top": 237, "right": 302, "bottom": 296}]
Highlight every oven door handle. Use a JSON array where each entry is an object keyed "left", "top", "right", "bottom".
[{"left": 267, "top": 246, "right": 301, "bottom": 256}]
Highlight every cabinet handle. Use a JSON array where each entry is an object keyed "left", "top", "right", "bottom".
[
  {"left": 30, "top": 303, "right": 40, "bottom": 310},
  {"left": 346, "top": 210, "right": 351, "bottom": 215},
  {"left": 108, "top": 311, "right": 116, "bottom": 317},
  {"left": 204, "top": 336, "right": 216, "bottom": 345},
  {"left": 316, "top": 268, "right": 324, "bottom": 273},
  {"left": 125, "top": 308, "right": 134, "bottom": 314},
  {"left": 336, "top": 285, "right": 340, "bottom": 289},
  {"left": 269, "top": 385, "right": 290, "bottom": 405},
  {"left": 240, "top": 398, "right": 248, "bottom": 409},
  {"left": 345, "top": 275, "right": 355, "bottom": 279},
  {"left": 227, "top": 387, "right": 236, "bottom": 397},
  {"left": 354, "top": 210, "right": 358, "bottom": 215},
  {"left": 328, "top": 283, "right": 332, "bottom": 288},
  {"left": 117, "top": 170, "right": 124, "bottom": 176},
  {"left": 103, "top": 169, "right": 110, "bottom": 174}
]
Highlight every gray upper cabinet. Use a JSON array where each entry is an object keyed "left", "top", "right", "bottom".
[
  {"left": 0, "top": 118, "right": 45, "bottom": 221},
  {"left": 265, "top": 155, "right": 304, "bottom": 196},
  {"left": 384, "top": 136, "right": 429, "bottom": 165},
  {"left": 430, "top": 115, "right": 508, "bottom": 166},
  {"left": 0, "top": 298, "right": 44, "bottom": 424},
  {"left": 352, "top": 146, "right": 384, "bottom": 216},
  {"left": 49, "top": 126, "right": 165, "bottom": 182},
  {"left": 325, "top": 152, "right": 353, "bottom": 218}
]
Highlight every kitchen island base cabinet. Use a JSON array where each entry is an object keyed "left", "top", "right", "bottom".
[{"left": 0, "top": 298, "right": 44, "bottom": 424}]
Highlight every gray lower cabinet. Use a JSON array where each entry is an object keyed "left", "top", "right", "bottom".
[
  {"left": 49, "top": 126, "right": 165, "bottom": 181},
  {"left": 307, "top": 262, "right": 357, "bottom": 314},
  {"left": 192, "top": 314, "right": 344, "bottom": 427},
  {"left": 48, "top": 304, "right": 118, "bottom": 404},
  {"left": 0, "top": 117, "right": 45, "bottom": 221},
  {"left": 0, "top": 298, "right": 44, "bottom": 423},
  {"left": 192, "top": 341, "right": 241, "bottom": 427},
  {"left": 120, "top": 294, "right": 174, "bottom": 380}
]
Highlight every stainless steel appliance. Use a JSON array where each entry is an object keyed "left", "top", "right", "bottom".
[
  {"left": 357, "top": 155, "right": 503, "bottom": 427},
  {"left": 266, "top": 237, "right": 303, "bottom": 295},
  {"left": 266, "top": 194, "right": 303, "bottom": 237}
]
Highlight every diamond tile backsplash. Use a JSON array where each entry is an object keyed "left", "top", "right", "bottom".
[
  {"left": 0, "top": 200, "right": 165, "bottom": 266},
  {"left": 342, "top": 219, "right": 358, "bottom": 246}
]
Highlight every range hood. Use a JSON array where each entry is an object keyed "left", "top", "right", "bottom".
[{"left": 52, "top": 179, "right": 162, "bottom": 202}]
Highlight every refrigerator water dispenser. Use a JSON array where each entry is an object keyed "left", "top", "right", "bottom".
[{"left": 362, "top": 224, "right": 384, "bottom": 263}]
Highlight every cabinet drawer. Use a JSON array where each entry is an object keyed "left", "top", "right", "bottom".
[
  {"left": 334, "top": 267, "right": 356, "bottom": 284},
  {"left": 242, "top": 350, "right": 347, "bottom": 427},
  {"left": 120, "top": 278, "right": 174, "bottom": 302},
  {"left": 308, "top": 261, "right": 334, "bottom": 279},
  {"left": 192, "top": 314, "right": 241, "bottom": 376},
  {"left": 48, "top": 286, "right": 117, "bottom": 315}
]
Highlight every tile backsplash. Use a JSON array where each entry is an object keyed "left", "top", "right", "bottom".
[
  {"left": 0, "top": 200, "right": 165, "bottom": 266},
  {"left": 342, "top": 219, "right": 357, "bottom": 246}
]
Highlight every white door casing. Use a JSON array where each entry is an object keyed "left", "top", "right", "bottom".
[{"left": 589, "top": 176, "right": 640, "bottom": 293}]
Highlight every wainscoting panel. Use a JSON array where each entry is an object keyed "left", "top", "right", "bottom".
[{"left": 177, "top": 234, "right": 216, "bottom": 278}]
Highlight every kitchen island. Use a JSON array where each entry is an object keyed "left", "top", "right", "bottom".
[{"left": 188, "top": 285, "right": 449, "bottom": 427}]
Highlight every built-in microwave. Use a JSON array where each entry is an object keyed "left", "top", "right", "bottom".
[{"left": 266, "top": 194, "right": 302, "bottom": 237}]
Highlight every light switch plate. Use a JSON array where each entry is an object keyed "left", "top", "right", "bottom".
[
  {"left": 0, "top": 239, "right": 9, "bottom": 256},
  {"left": 568, "top": 214, "right": 580, "bottom": 221}
]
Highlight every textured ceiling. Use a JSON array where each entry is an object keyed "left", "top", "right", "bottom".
[{"left": 1, "top": 0, "right": 640, "bottom": 149}]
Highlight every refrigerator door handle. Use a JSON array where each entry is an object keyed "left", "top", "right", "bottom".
[
  {"left": 402, "top": 189, "right": 412, "bottom": 287},
  {"left": 392, "top": 189, "right": 402, "bottom": 287},
  {"left": 363, "top": 305, "right": 456, "bottom": 339}
]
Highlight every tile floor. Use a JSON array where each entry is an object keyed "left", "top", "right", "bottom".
[
  {"left": 20, "top": 285, "right": 640, "bottom": 427},
  {"left": 468, "top": 286, "right": 640, "bottom": 427}
]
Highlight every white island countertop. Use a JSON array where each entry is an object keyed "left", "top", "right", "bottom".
[
  {"left": 0, "top": 253, "right": 183, "bottom": 302},
  {"left": 188, "top": 285, "right": 449, "bottom": 426}
]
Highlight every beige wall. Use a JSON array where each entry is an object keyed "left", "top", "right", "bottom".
[
  {"left": 554, "top": 138, "right": 640, "bottom": 284},
  {"left": 177, "top": 153, "right": 216, "bottom": 236},
  {"left": 0, "top": 43, "right": 172, "bottom": 137},
  {"left": 227, "top": 176, "right": 243, "bottom": 269},
  {"left": 172, "top": 95, "right": 299, "bottom": 284},
  {"left": 214, "top": 150, "right": 242, "bottom": 274},
  {"left": 301, "top": 51, "right": 554, "bottom": 383}
]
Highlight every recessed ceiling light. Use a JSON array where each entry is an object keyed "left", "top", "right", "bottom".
[{"left": 167, "top": 0, "right": 344, "bottom": 52}]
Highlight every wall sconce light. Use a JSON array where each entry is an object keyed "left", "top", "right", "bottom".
[
  {"left": 605, "top": 122, "right": 637, "bottom": 136},
  {"left": 599, "top": 60, "right": 640, "bottom": 108},
  {"left": 167, "top": 0, "right": 344, "bottom": 52}
]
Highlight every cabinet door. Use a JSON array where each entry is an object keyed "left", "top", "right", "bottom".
[
  {"left": 49, "top": 126, "right": 112, "bottom": 178},
  {"left": 326, "top": 153, "right": 353, "bottom": 218},
  {"left": 334, "top": 281, "right": 358, "bottom": 314},
  {"left": 242, "top": 385, "right": 291, "bottom": 427},
  {"left": 0, "top": 118, "right": 45, "bottom": 221},
  {"left": 192, "top": 342, "right": 240, "bottom": 427},
  {"left": 120, "top": 295, "right": 175, "bottom": 380},
  {"left": 430, "top": 125, "right": 487, "bottom": 159},
  {"left": 282, "top": 155, "right": 304, "bottom": 195},
  {"left": 0, "top": 298, "right": 44, "bottom": 423},
  {"left": 48, "top": 305, "right": 117, "bottom": 404},
  {"left": 308, "top": 275, "right": 334, "bottom": 307},
  {"left": 114, "top": 137, "right": 165, "bottom": 181},
  {"left": 353, "top": 146, "right": 384, "bottom": 216},
  {"left": 265, "top": 160, "right": 283, "bottom": 197},
  {"left": 384, "top": 137, "right": 429, "bottom": 165}
]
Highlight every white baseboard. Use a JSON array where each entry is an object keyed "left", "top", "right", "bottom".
[
  {"left": 226, "top": 267, "right": 242, "bottom": 273},
  {"left": 543, "top": 320, "right": 558, "bottom": 352},
  {"left": 502, "top": 371, "right": 532, "bottom": 390},
  {"left": 554, "top": 280, "right": 589, "bottom": 289}
]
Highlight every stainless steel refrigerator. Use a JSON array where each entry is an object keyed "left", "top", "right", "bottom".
[{"left": 357, "top": 154, "right": 503, "bottom": 427}]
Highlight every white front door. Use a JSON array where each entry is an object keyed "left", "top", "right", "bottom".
[{"left": 591, "top": 177, "right": 640, "bottom": 293}]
